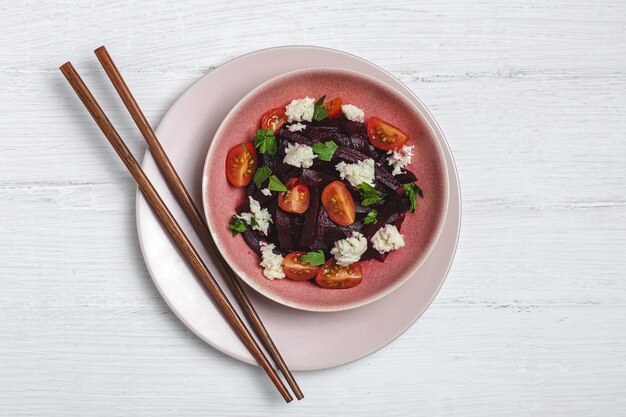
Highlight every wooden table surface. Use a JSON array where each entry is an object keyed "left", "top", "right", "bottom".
[{"left": 1, "top": 1, "right": 625, "bottom": 415}]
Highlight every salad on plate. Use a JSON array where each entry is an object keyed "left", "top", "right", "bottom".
[{"left": 225, "top": 95, "right": 424, "bottom": 290}]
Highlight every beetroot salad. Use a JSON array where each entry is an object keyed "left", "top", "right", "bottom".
[{"left": 225, "top": 95, "right": 423, "bottom": 290}]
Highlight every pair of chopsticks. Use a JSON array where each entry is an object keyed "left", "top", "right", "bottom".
[{"left": 60, "top": 46, "right": 302, "bottom": 403}]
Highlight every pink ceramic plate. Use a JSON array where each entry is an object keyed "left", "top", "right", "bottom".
[
  {"left": 136, "top": 46, "right": 460, "bottom": 370},
  {"left": 203, "top": 68, "right": 449, "bottom": 312}
]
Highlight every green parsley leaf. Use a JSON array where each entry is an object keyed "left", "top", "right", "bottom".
[
  {"left": 300, "top": 250, "right": 326, "bottom": 266},
  {"left": 250, "top": 217, "right": 258, "bottom": 228},
  {"left": 253, "top": 166, "right": 272, "bottom": 188},
  {"left": 228, "top": 216, "right": 247, "bottom": 236},
  {"left": 267, "top": 175, "right": 288, "bottom": 192},
  {"left": 357, "top": 182, "right": 383, "bottom": 207},
  {"left": 312, "top": 140, "right": 338, "bottom": 161},
  {"left": 403, "top": 183, "right": 424, "bottom": 213},
  {"left": 253, "top": 129, "right": 277, "bottom": 155},
  {"left": 364, "top": 209, "right": 378, "bottom": 225},
  {"left": 313, "top": 95, "right": 328, "bottom": 121}
]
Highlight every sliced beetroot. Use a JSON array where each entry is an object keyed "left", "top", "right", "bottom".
[
  {"left": 241, "top": 229, "right": 265, "bottom": 255},
  {"left": 354, "top": 199, "right": 369, "bottom": 216},
  {"left": 312, "top": 117, "right": 341, "bottom": 128},
  {"left": 291, "top": 215, "right": 304, "bottom": 248},
  {"left": 301, "top": 125, "right": 343, "bottom": 143},
  {"left": 246, "top": 182, "right": 274, "bottom": 204},
  {"left": 394, "top": 169, "right": 417, "bottom": 184},
  {"left": 275, "top": 208, "right": 294, "bottom": 250},
  {"left": 394, "top": 211, "right": 407, "bottom": 230},
  {"left": 260, "top": 152, "right": 276, "bottom": 169},
  {"left": 300, "top": 169, "right": 335, "bottom": 187},
  {"left": 310, "top": 205, "right": 329, "bottom": 251},
  {"left": 361, "top": 187, "right": 406, "bottom": 239},
  {"left": 338, "top": 118, "right": 365, "bottom": 137},
  {"left": 300, "top": 187, "right": 320, "bottom": 248},
  {"left": 277, "top": 129, "right": 315, "bottom": 146}
]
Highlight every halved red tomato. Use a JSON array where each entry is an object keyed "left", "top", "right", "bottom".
[
  {"left": 324, "top": 96, "right": 343, "bottom": 119},
  {"left": 321, "top": 181, "right": 355, "bottom": 226},
  {"left": 315, "top": 259, "right": 363, "bottom": 289},
  {"left": 261, "top": 107, "right": 287, "bottom": 133},
  {"left": 366, "top": 116, "right": 409, "bottom": 151},
  {"left": 278, "top": 178, "right": 310, "bottom": 214},
  {"left": 283, "top": 252, "right": 319, "bottom": 281},
  {"left": 225, "top": 142, "right": 257, "bottom": 187}
]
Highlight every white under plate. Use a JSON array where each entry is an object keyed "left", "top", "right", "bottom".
[{"left": 136, "top": 46, "right": 461, "bottom": 371}]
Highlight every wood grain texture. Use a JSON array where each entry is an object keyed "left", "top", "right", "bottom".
[{"left": 1, "top": 0, "right": 625, "bottom": 416}]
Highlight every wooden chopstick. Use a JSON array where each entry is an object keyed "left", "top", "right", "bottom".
[
  {"left": 93, "top": 46, "right": 304, "bottom": 400},
  {"left": 94, "top": 46, "right": 304, "bottom": 400},
  {"left": 59, "top": 61, "right": 293, "bottom": 403}
]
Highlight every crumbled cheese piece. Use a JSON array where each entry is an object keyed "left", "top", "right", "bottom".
[
  {"left": 259, "top": 242, "right": 285, "bottom": 280},
  {"left": 287, "top": 123, "right": 307, "bottom": 132},
  {"left": 370, "top": 224, "right": 405, "bottom": 254},
  {"left": 283, "top": 142, "right": 317, "bottom": 168},
  {"left": 237, "top": 197, "right": 273, "bottom": 235},
  {"left": 387, "top": 145, "right": 414, "bottom": 176},
  {"left": 330, "top": 232, "right": 368, "bottom": 266},
  {"left": 285, "top": 97, "right": 315, "bottom": 123},
  {"left": 335, "top": 158, "right": 376, "bottom": 187},
  {"left": 261, "top": 188, "right": 272, "bottom": 196},
  {"left": 341, "top": 104, "right": 365, "bottom": 123}
]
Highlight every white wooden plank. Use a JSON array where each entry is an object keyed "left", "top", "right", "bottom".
[
  {"left": 1, "top": 0, "right": 625, "bottom": 74},
  {"left": 1, "top": 305, "right": 624, "bottom": 416}
]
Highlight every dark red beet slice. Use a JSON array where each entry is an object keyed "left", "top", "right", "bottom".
[
  {"left": 241, "top": 229, "right": 265, "bottom": 255},
  {"left": 300, "top": 187, "right": 320, "bottom": 248},
  {"left": 291, "top": 215, "right": 304, "bottom": 248},
  {"left": 312, "top": 117, "right": 341, "bottom": 128},
  {"left": 394, "top": 169, "right": 417, "bottom": 184},
  {"left": 362, "top": 187, "right": 406, "bottom": 240},
  {"left": 260, "top": 152, "right": 276, "bottom": 169},
  {"left": 277, "top": 129, "right": 315, "bottom": 146},
  {"left": 275, "top": 208, "right": 294, "bottom": 250},
  {"left": 338, "top": 117, "right": 384, "bottom": 160},
  {"left": 246, "top": 182, "right": 274, "bottom": 205},
  {"left": 301, "top": 125, "right": 343, "bottom": 143},
  {"left": 300, "top": 169, "right": 335, "bottom": 187},
  {"left": 338, "top": 117, "right": 364, "bottom": 136}
]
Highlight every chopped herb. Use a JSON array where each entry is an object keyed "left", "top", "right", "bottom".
[
  {"left": 253, "top": 166, "right": 272, "bottom": 188},
  {"left": 364, "top": 209, "right": 378, "bottom": 225},
  {"left": 253, "top": 128, "right": 277, "bottom": 155},
  {"left": 403, "top": 183, "right": 424, "bottom": 213},
  {"left": 357, "top": 182, "right": 383, "bottom": 207},
  {"left": 312, "top": 95, "right": 328, "bottom": 121},
  {"left": 267, "top": 175, "right": 288, "bottom": 192},
  {"left": 250, "top": 217, "right": 259, "bottom": 228},
  {"left": 300, "top": 250, "right": 326, "bottom": 266},
  {"left": 312, "top": 140, "right": 338, "bottom": 161},
  {"left": 228, "top": 216, "right": 247, "bottom": 236}
]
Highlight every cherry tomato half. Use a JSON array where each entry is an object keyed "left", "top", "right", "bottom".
[
  {"left": 278, "top": 178, "right": 310, "bottom": 214},
  {"left": 283, "top": 252, "right": 319, "bottom": 281},
  {"left": 321, "top": 181, "right": 355, "bottom": 226},
  {"left": 324, "top": 96, "right": 343, "bottom": 119},
  {"left": 261, "top": 107, "right": 288, "bottom": 134},
  {"left": 315, "top": 259, "right": 363, "bottom": 289},
  {"left": 225, "top": 142, "right": 257, "bottom": 187},
  {"left": 366, "top": 116, "right": 410, "bottom": 151}
]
